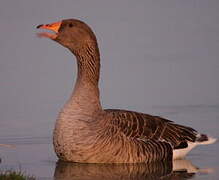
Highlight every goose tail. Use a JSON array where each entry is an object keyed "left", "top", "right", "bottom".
[
  {"left": 173, "top": 134, "right": 217, "bottom": 160},
  {"left": 196, "top": 134, "right": 217, "bottom": 145}
]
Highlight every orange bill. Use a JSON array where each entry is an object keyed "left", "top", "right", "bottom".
[{"left": 36, "top": 21, "right": 61, "bottom": 39}]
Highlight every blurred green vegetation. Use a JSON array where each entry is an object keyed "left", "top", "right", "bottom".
[{"left": 0, "top": 170, "right": 35, "bottom": 180}]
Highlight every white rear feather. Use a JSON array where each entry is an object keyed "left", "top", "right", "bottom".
[{"left": 173, "top": 135, "right": 217, "bottom": 160}]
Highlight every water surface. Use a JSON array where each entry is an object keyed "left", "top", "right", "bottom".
[{"left": 0, "top": 105, "right": 218, "bottom": 179}]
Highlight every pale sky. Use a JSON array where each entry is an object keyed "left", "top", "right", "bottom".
[{"left": 0, "top": 0, "right": 218, "bottom": 137}]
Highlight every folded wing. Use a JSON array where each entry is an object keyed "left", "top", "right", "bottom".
[{"left": 106, "top": 109, "right": 197, "bottom": 149}]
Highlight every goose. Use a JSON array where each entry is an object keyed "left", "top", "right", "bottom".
[{"left": 37, "top": 19, "right": 216, "bottom": 163}]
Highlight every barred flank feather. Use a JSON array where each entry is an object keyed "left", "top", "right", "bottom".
[{"left": 106, "top": 109, "right": 197, "bottom": 149}]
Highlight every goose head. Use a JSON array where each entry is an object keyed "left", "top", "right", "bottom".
[{"left": 37, "top": 19, "right": 98, "bottom": 55}]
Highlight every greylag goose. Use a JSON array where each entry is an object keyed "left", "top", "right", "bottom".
[{"left": 37, "top": 19, "right": 216, "bottom": 163}]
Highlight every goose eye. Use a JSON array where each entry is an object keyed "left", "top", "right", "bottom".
[{"left": 69, "top": 23, "right": 74, "bottom": 28}]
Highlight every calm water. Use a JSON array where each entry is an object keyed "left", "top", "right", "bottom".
[{"left": 0, "top": 105, "right": 218, "bottom": 180}]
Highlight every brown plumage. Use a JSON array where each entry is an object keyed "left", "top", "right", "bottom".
[
  {"left": 105, "top": 109, "right": 197, "bottom": 147},
  {"left": 37, "top": 19, "right": 216, "bottom": 163}
]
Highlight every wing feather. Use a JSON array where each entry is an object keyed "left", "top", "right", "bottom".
[{"left": 105, "top": 109, "right": 197, "bottom": 149}]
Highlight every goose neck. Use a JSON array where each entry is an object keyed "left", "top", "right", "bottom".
[{"left": 68, "top": 43, "right": 102, "bottom": 112}]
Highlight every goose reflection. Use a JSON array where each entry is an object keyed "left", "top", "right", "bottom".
[{"left": 54, "top": 159, "right": 202, "bottom": 180}]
